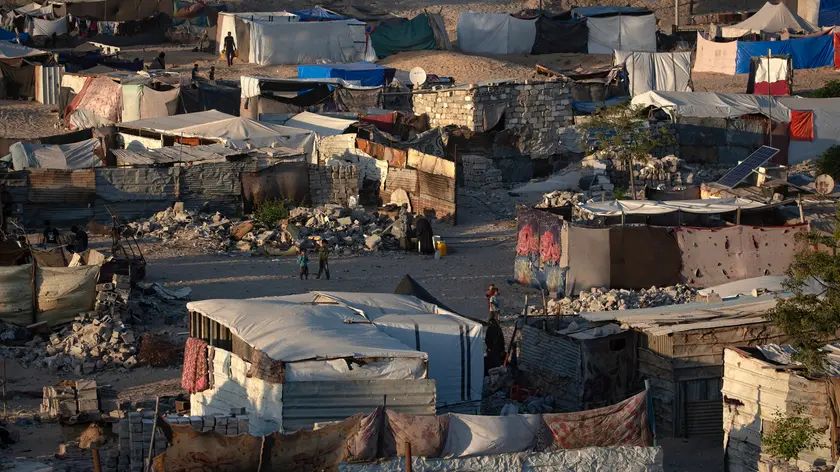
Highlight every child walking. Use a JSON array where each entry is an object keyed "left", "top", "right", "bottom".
[
  {"left": 488, "top": 287, "right": 500, "bottom": 319},
  {"left": 316, "top": 240, "right": 330, "bottom": 280},
  {"left": 297, "top": 248, "right": 309, "bottom": 280}
]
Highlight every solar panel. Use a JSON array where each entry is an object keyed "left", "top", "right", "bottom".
[{"left": 716, "top": 146, "right": 780, "bottom": 188}]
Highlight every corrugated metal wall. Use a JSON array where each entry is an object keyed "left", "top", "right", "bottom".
[
  {"left": 25, "top": 169, "right": 96, "bottom": 227},
  {"left": 35, "top": 65, "right": 64, "bottom": 106},
  {"left": 519, "top": 325, "right": 583, "bottom": 411},
  {"left": 181, "top": 162, "right": 257, "bottom": 216},
  {"left": 281, "top": 380, "right": 436, "bottom": 432},
  {"left": 94, "top": 167, "right": 179, "bottom": 222}
]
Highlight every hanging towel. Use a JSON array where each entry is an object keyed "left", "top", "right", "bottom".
[{"left": 181, "top": 337, "right": 209, "bottom": 393}]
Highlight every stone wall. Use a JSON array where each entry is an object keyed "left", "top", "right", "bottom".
[
  {"left": 412, "top": 80, "right": 574, "bottom": 158},
  {"left": 461, "top": 154, "right": 503, "bottom": 190},
  {"left": 308, "top": 164, "right": 359, "bottom": 206}
]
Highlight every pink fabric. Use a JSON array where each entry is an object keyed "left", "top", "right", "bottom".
[
  {"left": 180, "top": 338, "right": 209, "bottom": 393},
  {"left": 540, "top": 389, "right": 650, "bottom": 450},
  {"left": 382, "top": 410, "right": 450, "bottom": 457}
]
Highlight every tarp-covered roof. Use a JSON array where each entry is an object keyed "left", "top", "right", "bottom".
[
  {"left": 631, "top": 91, "right": 791, "bottom": 122},
  {"left": 0, "top": 42, "right": 49, "bottom": 59},
  {"left": 187, "top": 299, "right": 427, "bottom": 362},
  {"left": 577, "top": 198, "right": 775, "bottom": 216},
  {"left": 572, "top": 6, "right": 651, "bottom": 17},
  {"left": 119, "top": 109, "right": 232, "bottom": 132},
  {"left": 283, "top": 111, "right": 356, "bottom": 137},
  {"left": 719, "top": 1, "right": 818, "bottom": 37},
  {"left": 393, "top": 274, "right": 457, "bottom": 314},
  {"left": 298, "top": 61, "right": 394, "bottom": 87}
]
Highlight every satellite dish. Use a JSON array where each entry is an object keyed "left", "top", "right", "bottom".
[
  {"left": 409, "top": 67, "right": 427, "bottom": 87},
  {"left": 815, "top": 174, "right": 835, "bottom": 196}
]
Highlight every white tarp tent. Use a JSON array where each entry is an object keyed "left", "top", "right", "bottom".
[
  {"left": 575, "top": 10, "right": 656, "bottom": 54},
  {"left": 249, "top": 19, "right": 374, "bottom": 65},
  {"left": 8, "top": 138, "right": 102, "bottom": 170},
  {"left": 779, "top": 96, "right": 840, "bottom": 164},
  {"left": 577, "top": 198, "right": 771, "bottom": 216},
  {"left": 456, "top": 12, "right": 537, "bottom": 55},
  {"left": 0, "top": 42, "right": 49, "bottom": 59},
  {"left": 216, "top": 11, "right": 298, "bottom": 54},
  {"left": 614, "top": 51, "right": 693, "bottom": 96},
  {"left": 32, "top": 16, "right": 67, "bottom": 36},
  {"left": 693, "top": 33, "right": 738, "bottom": 75},
  {"left": 283, "top": 111, "right": 357, "bottom": 137},
  {"left": 631, "top": 90, "right": 791, "bottom": 122},
  {"left": 718, "top": 2, "right": 818, "bottom": 37}
]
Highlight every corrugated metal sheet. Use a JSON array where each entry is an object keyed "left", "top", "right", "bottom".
[
  {"left": 519, "top": 326, "right": 583, "bottom": 411},
  {"left": 95, "top": 167, "right": 179, "bottom": 202},
  {"left": 384, "top": 168, "right": 417, "bottom": 193},
  {"left": 35, "top": 65, "right": 64, "bottom": 105},
  {"left": 28, "top": 169, "right": 95, "bottom": 204},
  {"left": 684, "top": 400, "right": 723, "bottom": 437},
  {"left": 280, "top": 380, "right": 436, "bottom": 432},
  {"left": 181, "top": 161, "right": 256, "bottom": 215},
  {"left": 112, "top": 144, "right": 245, "bottom": 166}
]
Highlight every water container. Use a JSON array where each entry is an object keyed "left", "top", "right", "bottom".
[{"left": 436, "top": 241, "right": 448, "bottom": 257}]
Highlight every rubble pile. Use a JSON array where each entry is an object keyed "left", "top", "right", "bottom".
[
  {"left": 539, "top": 285, "right": 697, "bottom": 315},
  {"left": 535, "top": 191, "right": 583, "bottom": 209},
  {"left": 128, "top": 203, "right": 403, "bottom": 255}
]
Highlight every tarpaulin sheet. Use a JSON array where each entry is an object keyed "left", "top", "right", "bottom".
[
  {"left": 780, "top": 96, "right": 840, "bottom": 163},
  {"left": 152, "top": 423, "right": 263, "bottom": 472},
  {"left": 820, "top": 0, "right": 840, "bottom": 26},
  {"left": 31, "top": 249, "right": 66, "bottom": 268},
  {"left": 532, "top": 15, "right": 587, "bottom": 54},
  {"left": 693, "top": 33, "right": 738, "bottom": 75},
  {"left": 586, "top": 14, "right": 656, "bottom": 54},
  {"left": 35, "top": 264, "right": 98, "bottom": 325},
  {"left": 10, "top": 138, "right": 101, "bottom": 170},
  {"left": 644, "top": 186, "right": 701, "bottom": 200},
  {"left": 721, "top": 1, "right": 817, "bottom": 37},
  {"left": 0, "top": 62, "right": 35, "bottom": 99},
  {"left": 735, "top": 35, "right": 834, "bottom": 73},
  {"left": 284, "top": 111, "right": 356, "bottom": 136},
  {"left": 292, "top": 6, "right": 345, "bottom": 21},
  {"left": 541, "top": 389, "right": 650, "bottom": 450},
  {"left": 790, "top": 109, "right": 814, "bottom": 140},
  {"left": 139, "top": 86, "right": 180, "bottom": 120},
  {"left": 267, "top": 411, "right": 376, "bottom": 469},
  {"left": 457, "top": 12, "right": 537, "bottom": 55},
  {"left": 676, "top": 224, "right": 809, "bottom": 287},
  {"left": 564, "top": 225, "right": 610, "bottom": 295},
  {"left": 298, "top": 62, "right": 394, "bottom": 87},
  {"left": 32, "top": 16, "right": 67, "bottom": 36},
  {"left": 631, "top": 91, "right": 791, "bottom": 122},
  {"left": 514, "top": 206, "right": 566, "bottom": 297},
  {"left": 382, "top": 410, "right": 449, "bottom": 458},
  {"left": 615, "top": 51, "right": 692, "bottom": 96},
  {"left": 370, "top": 14, "right": 437, "bottom": 58},
  {"left": 249, "top": 20, "right": 370, "bottom": 65},
  {"left": 578, "top": 197, "right": 769, "bottom": 216},
  {"left": 0, "top": 41, "right": 48, "bottom": 59},
  {"left": 65, "top": 76, "right": 121, "bottom": 130},
  {"left": 0, "top": 263, "right": 34, "bottom": 325},
  {"left": 442, "top": 414, "right": 542, "bottom": 457}
]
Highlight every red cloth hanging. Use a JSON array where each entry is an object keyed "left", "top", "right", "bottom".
[{"left": 790, "top": 110, "right": 815, "bottom": 142}]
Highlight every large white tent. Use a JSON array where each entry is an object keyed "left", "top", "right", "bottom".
[
  {"left": 572, "top": 6, "right": 656, "bottom": 54},
  {"left": 717, "top": 2, "right": 818, "bottom": 37},
  {"left": 631, "top": 90, "right": 791, "bottom": 122},
  {"left": 250, "top": 19, "right": 374, "bottom": 65},
  {"left": 456, "top": 12, "right": 537, "bottom": 55},
  {"left": 215, "top": 11, "right": 298, "bottom": 54}
]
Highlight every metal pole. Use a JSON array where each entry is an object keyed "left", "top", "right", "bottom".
[
  {"left": 674, "top": 0, "right": 679, "bottom": 30},
  {"left": 145, "top": 396, "right": 160, "bottom": 472},
  {"left": 2, "top": 357, "right": 6, "bottom": 420},
  {"left": 767, "top": 49, "right": 773, "bottom": 148}
]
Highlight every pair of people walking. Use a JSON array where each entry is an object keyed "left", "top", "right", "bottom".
[{"left": 297, "top": 240, "right": 330, "bottom": 280}]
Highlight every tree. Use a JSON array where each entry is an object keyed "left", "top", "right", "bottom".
[
  {"left": 762, "top": 405, "right": 826, "bottom": 462},
  {"left": 578, "top": 103, "right": 673, "bottom": 199},
  {"left": 770, "top": 207, "right": 840, "bottom": 374}
]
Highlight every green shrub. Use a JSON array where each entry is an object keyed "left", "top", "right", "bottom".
[
  {"left": 253, "top": 199, "right": 289, "bottom": 228},
  {"left": 816, "top": 145, "right": 840, "bottom": 178},
  {"left": 810, "top": 80, "right": 840, "bottom": 98},
  {"left": 763, "top": 405, "right": 826, "bottom": 462}
]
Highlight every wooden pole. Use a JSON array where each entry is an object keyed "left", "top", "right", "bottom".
[
  {"left": 644, "top": 379, "right": 657, "bottom": 447},
  {"left": 798, "top": 194, "right": 804, "bottom": 223},
  {"left": 503, "top": 295, "right": 528, "bottom": 366},
  {"left": 145, "top": 396, "right": 160, "bottom": 472},
  {"left": 91, "top": 444, "right": 102, "bottom": 472},
  {"left": 736, "top": 207, "right": 741, "bottom": 225},
  {"left": 405, "top": 441, "right": 412, "bottom": 472}
]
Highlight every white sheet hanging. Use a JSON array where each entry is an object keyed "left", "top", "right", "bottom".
[
  {"left": 248, "top": 19, "right": 368, "bottom": 65},
  {"left": 587, "top": 14, "right": 656, "bottom": 54},
  {"left": 456, "top": 12, "right": 537, "bottom": 55},
  {"left": 32, "top": 16, "right": 67, "bottom": 37}
]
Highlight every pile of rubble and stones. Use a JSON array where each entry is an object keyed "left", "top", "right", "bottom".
[
  {"left": 126, "top": 203, "right": 405, "bottom": 255},
  {"left": 532, "top": 285, "right": 698, "bottom": 316},
  {"left": 0, "top": 276, "right": 189, "bottom": 375}
]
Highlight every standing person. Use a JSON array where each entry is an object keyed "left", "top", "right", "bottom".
[
  {"left": 223, "top": 32, "right": 236, "bottom": 67},
  {"left": 484, "top": 311, "right": 506, "bottom": 374},
  {"left": 297, "top": 248, "right": 309, "bottom": 280},
  {"left": 415, "top": 217, "right": 434, "bottom": 254},
  {"left": 209, "top": 66, "right": 215, "bottom": 80},
  {"left": 69, "top": 225, "right": 88, "bottom": 253},
  {"left": 489, "top": 287, "right": 500, "bottom": 319},
  {"left": 41, "top": 220, "right": 59, "bottom": 247},
  {"left": 316, "top": 240, "right": 330, "bottom": 280},
  {"left": 191, "top": 64, "right": 199, "bottom": 82}
]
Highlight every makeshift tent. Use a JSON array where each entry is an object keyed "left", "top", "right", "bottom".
[
  {"left": 291, "top": 6, "right": 345, "bottom": 21},
  {"left": 531, "top": 12, "right": 588, "bottom": 54},
  {"left": 718, "top": 2, "right": 818, "bottom": 38},
  {"left": 631, "top": 90, "right": 791, "bottom": 122},
  {"left": 8, "top": 138, "right": 102, "bottom": 169},
  {"left": 735, "top": 33, "right": 834, "bottom": 73},
  {"left": 64, "top": 76, "right": 122, "bottom": 130},
  {"left": 121, "top": 84, "right": 180, "bottom": 122},
  {"left": 31, "top": 16, "right": 68, "bottom": 37},
  {"left": 614, "top": 51, "right": 692, "bottom": 96},
  {"left": 779, "top": 97, "right": 840, "bottom": 163},
  {"left": 693, "top": 33, "right": 739, "bottom": 75},
  {"left": 248, "top": 19, "right": 373, "bottom": 65},
  {"left": 52, "top": 0, "right": 174, "bottom": 22},
  {"left": 215, "top": 11, "right": 298, "bottom": 54},
  {"left": 799, "top": 0, "right": 840, "bottom": 26},
  {"left": 369, "top": 14, "right": 438, "bottom": 58},
  {"left": 572, "top": 7, "right": 655, "bottom": 54},
  {"left": 283, "top": 111, "right": 356, "bottom": 136},
  {"left": 457, "top": 12, "right": 537, "bottom": 55},
  {"left": 240, "top": 76, "right": 384, "bottom": 118},
  {"left": 746, "top": 55, "right": 792, "bottom": 95},
  {"left": 178, "top": 80, "right": 240, "bottom": 116},
  {"left": 297, "top": 62, "right": 395, "bottom": 87}
]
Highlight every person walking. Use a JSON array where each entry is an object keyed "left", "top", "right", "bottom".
[
  {"left": 191, "top": 64, "right": 199, "bottom": 82},
  {"left": 488, "top": 287, "right": 500, "bottom": 319},
  {"left": 223, "top": 32, "right": 236, "bottom": 67},
  {"left": 209, "top": 66, "right": 215, "bottom": 80},
  {"left": 316, "top": 240, "right": 330, "bottom": 280},
  {"left": 297, "top": 248, "right": 310, "bottom": 280}
]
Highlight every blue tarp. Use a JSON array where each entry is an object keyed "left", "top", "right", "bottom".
[
  {"left": 735, "top": 35, "right": 834, "bottom": 73},
  {"left": 820, "top": 0, "right": 840, "bottom": 26},
  {"left": 572, "top": 6, "right": 651, "bottom": 17},
  {"left": 291, "top": 6, "right": 344, "bottom": 21},
  {"left": 572, "top": 96, "right": 630, "bottom": 114},
  {"left": 0, "top": 29, "right": 27, "bottom": 44},
  {"left": 297, "top": 62, "right": 395, "bottom": 86}
]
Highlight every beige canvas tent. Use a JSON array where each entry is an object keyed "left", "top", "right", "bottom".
[{"left": 717, "top": 2, "right": 818, "bottom": 37}]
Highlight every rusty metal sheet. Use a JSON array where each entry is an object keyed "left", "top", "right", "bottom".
[
  {"left": 27, "top": 168, "right": 95, "bottom": 204},
  {"left": 356, "top": 138, "right": 406, "bottom": 168},
  {"left": 152, "top": 423, "right": 263, "bottom": 472},
  {"left": 384, "top": 168, "right": 417, "bottom": 193},
  {"left": 242, "top": 162, "right": 311, "bottom": 213}
]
